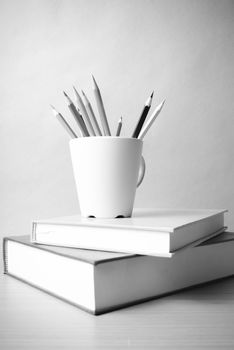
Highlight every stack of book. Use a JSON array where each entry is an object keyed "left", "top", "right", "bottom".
[{"left": 3, "top": 208, "right": 234, "bottom": 315}]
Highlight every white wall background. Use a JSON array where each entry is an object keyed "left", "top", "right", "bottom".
[{"left": 0, "top": 0, "right": 234, "bottom": 237}]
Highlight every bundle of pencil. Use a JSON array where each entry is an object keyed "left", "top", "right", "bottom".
[{"left": 50, "top": 76, "right": 165, "bottom": 140}]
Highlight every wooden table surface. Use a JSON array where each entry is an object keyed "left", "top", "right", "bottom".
[{"left": 1, "top": 262, "right": 234, "bottom": 349}]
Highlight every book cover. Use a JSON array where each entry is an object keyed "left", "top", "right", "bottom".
[
  {"left": 32, "top": 208, "right": 227, "bottom": 256},
  {"left": 4, "top": 232, "right": 234, "bottom": 315}
]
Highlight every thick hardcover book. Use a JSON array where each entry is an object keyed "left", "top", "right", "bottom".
[
  {"left": 32, "top": 208, "right": 226, "bottom": 256},
  {"left": 3, "top": 232, "right": 234, "bottom": 315}
]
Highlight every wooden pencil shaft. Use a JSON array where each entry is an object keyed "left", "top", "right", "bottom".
[
  {"left": 56, "top": 114, "right": 77, "bottom": 138},
  {"left": 74, "top": 89, "right": 96, "bottom": 136},
  {"left": 76, "top": 108, "right": 84, "bottom": 122},
  {"left": 138, "top": 101, "right": 165, "bottom": 140},
  {"left": 93, "top": 89, "right": 111, "bottom": 135},
  {"left": 68, "top": 103, "right": 89, "bottom": 137},
  {"left": 92, "top": 76, "right": 111, "bottom": 135},
  {"left": 81, "top": 90, "right": 102, "bottom": 136},
  {"left": 132, "top": 92, "right": 153, "bottom": 138},
  {"left": 75, "top": 108, "right": 89, "bottom": 136},
  {"left": 132, "top": 105, "right": 150, "bottom": 138},
  {"left": 116, "top": 120, "right": 122, "bottom": 136},
  {"left": 85, "top": 102, "right": 102, "bottom": 136},
  {"left": 63, "top": 91, "right": 89, "bottom": 137},
  {"left": 79, "top": 103, "right": 96, "bottom": 136}
]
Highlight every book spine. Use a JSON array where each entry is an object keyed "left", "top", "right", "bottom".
[
  {"left": 2, "top": 238, "right": 8, "bottom": 274},
  {"left": 31, "top": 222, "right": 37, "bottom": 242}
]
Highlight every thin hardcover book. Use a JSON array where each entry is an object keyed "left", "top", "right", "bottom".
[
  {"left": 32, "top": 208, "right": 227, "bottom": 256},
  {"left": 3, "top": 232, "right": 234, "bottom": 315}
]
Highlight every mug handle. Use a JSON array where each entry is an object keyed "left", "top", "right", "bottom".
[{"left": 137, "top": 156, "right": 146, "bottom": 187}]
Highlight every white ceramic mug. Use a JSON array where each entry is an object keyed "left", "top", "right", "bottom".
[{"left": 69, "top": 137, "right": 146, "bottom": 218}]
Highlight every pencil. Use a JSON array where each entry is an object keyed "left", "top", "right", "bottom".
[
  {"left": 132, "top": 91, "right": 154, "bottom": 138},
  {"left": 116, "top": 116, "right": 122, "bottom": 136},
  {"left": 138, "top": 100, "right": 165, "bottom": 140},
  {"left": 81, "top": 90, "right": 102, "bottom": 136},
  {"left": 50, "top": 105, "right": 77, "bottom": 138},
  {"left": 63, "top": 91, "right": 89, "bottom": 137},
  {"left": 73, "top": 87, "right": 96, "bottom": 136},
  {"left": 92, "top": 75, "right": 111, "bottom": 136}
]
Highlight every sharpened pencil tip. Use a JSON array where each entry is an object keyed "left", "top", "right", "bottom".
[
  {"left": 157, "top": 99, "right": 166, "bottom": 111},
  {"left": 50, "top": 104, "right": 59, "bottom": 116},
  {"left": 145, "top": 91, "right": 154, "bottom": 107},
  {"left": 73, "top": 86, "right": 78, "bottom": 94},
  {"left": 81, "top": 90, "right": 89, "bottom": 103},
  {"left": 63, "top": 91, "right": 73, "bottom": 104},
  {"left": 91, "top": 74, "right": 98, "bottom": 88}
]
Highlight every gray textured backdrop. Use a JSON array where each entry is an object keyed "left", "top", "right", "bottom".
[{"left": 0, "top": 0, "right": 234, "bottom": 238}]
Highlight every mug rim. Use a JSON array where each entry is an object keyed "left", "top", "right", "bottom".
[{"left": 70, "top": 136, "right": 143, "bottom": 144}]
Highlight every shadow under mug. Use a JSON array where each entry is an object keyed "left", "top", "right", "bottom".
[{"left": 69, "top": 137, "right": 146, "bottom": 218}]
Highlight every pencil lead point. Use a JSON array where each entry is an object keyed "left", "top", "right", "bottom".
[
  {"left": 50, "top": 105, "right": 58, "bottom": 116},
  {"left": 92, "top": 74, "right": 98, "bottom": 88},
  {"left": 150, "top": 91, "right": 154, "bottom": 98},
  {"left": 63, "top": 91, "right": 73, "bottom": 104},
  {"left": 73, "top": 86, "right": 78, "bottom": 94},
  {"left": 158, "top": 99, "right": 166, "bottom": 110},
  {"left": 81, "top": 90, "right": 89, "bottom": 102},
  {"left": 73, "top": 86, "right": 81, "bottom": 102}
]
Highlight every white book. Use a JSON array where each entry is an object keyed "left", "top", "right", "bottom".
[
  {"left": 3, "top": 232, "right": 234, "bottom": 315},
  {"left": 32, "top": 208, "right": 227, "bottom": 257}
]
